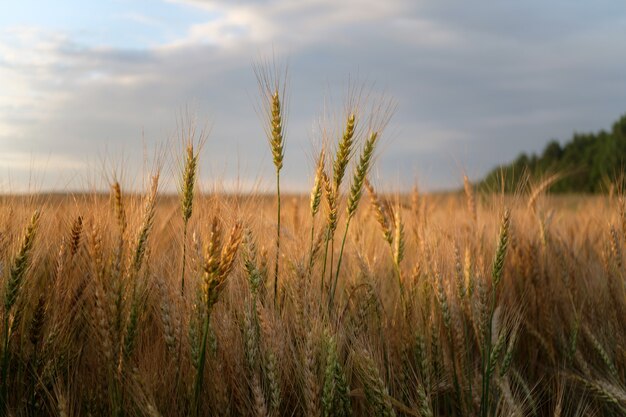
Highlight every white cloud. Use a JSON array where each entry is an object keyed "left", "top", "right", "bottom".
[
  {"left": 2, "top": 1, "right": 626, "bottom": 192},
  {"left": 391, "top": 17, "right": 462, "bottom": 47},
  {"left": 0, "top": 152, "right": 86, "bottom": 170},
  {"left": 117, "top": 12, "right": 162, "bottom": 27},
  {"left": 162, "top": 0, "right": 416, "bottom": 49}
]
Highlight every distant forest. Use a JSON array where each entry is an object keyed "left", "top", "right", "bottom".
[{"left": 479, "top": 114, "right": 626, "bottom": 192}]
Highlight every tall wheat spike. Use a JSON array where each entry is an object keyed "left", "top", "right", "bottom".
[
  {"left": 269, "top": 89, "right": 284, "bottom": 306},
  {"left": 331, "top": 131, "right": 379, "bottom": 310},
  {"left": 308, "top": 148, "right": 326, "bottom": 274},
  {"left": 125, "top": 175, "right": 159, "bottom": 348},
  {"left": 68, "top": 215, "right": 83, "bottom": 258},
  {"left": 365, "top": 179, "right": 392, "bottom": 245},
  {"left": 111, "top": 182, "right": 126, "bottom": 235},
  {"left": 1, "top": 210, "right": 41, "bottom": 409},
  {"left": 4, "top": 210, "right": 41, "bottom": 312},
  {"left": 333, "top": 113, "right": 356, "bottom": 192},
  {"left": 491, "top": 209, "right": 511, "bottom": 288},
  {"left": 180, "top": 141, "right": 198, "bottom": 294},
  {"left": 193, "top": 218, "right": 242, "bottom": 416},
  {"left": 131, "top": 174, "right": 159, "bottom": 275},
  {"left": 480, "top": 208, "right": 511, "bottom": 417},
  {"left": 392, "top": 204, "right": 405, "bottom": 297},
  {"left": 321, "top": 333, "right": 351, "bottom": 417},
  {"left": 255, "top": 61, "right": 287, "bottom": 308},
  {"left": 320, "top": 171, "right": 336, "bottom": 298},
  {"left": 320, "top": 113, "right": 357, "bottom": 302},
  {"left": 1, "top": 68, "right": 625, "bottom": 417},
  {"left": 356, "top": 349, "right": 395, "bottom": 417},
  {"left": 364, "top": 180, "right": 404, "bottom": 297}
]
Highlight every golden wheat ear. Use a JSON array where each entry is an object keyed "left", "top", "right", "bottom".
[
  {"left": 310, "top": 148, "right": 325, "bottom": 219},
  {"left": 111, "top": 181, "right": 126, "bottom": 235},
  {"left": 178, "top": 120, "right": 208, "bottom": 225},
  {"left": 218, "top": 221, "right": 243, "bottom": 282},
  {"left": 365, "top": 178, "right": 392, "bottom": 245},
  {"left": 330, "top": 131, "right": 381, "bottom": 310},
  {"left": 178, "top": 127, "right": 206, "bottom": 295},
  {"left": 131, "top": 174, "right": 159, "bottom": 276},
  {"left": 491, "top": 208, "right": 510, "bottom": 288},
  {"left": 332, "top": 113, "right": 357, "bottom": 193},
  {"left": 254, "top": 59, "right": 288, "bottom": 308},
  {"left": 346, "top": 131, "right": 378, "bottom": 219},
  {"left": 181, "top": 143, "right": 198, "bottom": 225}
]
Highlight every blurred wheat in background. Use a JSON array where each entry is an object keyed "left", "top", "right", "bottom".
[{"left": 0, "top": 67, "right": 625, "bottom": 417}]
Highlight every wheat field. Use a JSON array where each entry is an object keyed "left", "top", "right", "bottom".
[{"left": 1, "top": 82, "right": 625, "bottom": 417}]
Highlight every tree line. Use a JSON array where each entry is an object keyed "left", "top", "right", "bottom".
[{"left": 479, "top": 114, "right": 626, "bottom": 192}]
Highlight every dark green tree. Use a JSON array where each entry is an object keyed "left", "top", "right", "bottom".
[{"left": 479, "top": 114, "right": 626, "bottom": 193}]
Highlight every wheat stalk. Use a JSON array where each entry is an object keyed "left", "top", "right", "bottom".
[
  {"left": 131, "top": 174, "right": 159, "bottom": 275},
  {"left": 392, "top": 204, "right": 405, "bottom": 298},
  {"left": 491, "top": 209, "right": 511, "bottom": 288},
  {"left": 321, "top": 333, "right": 351, "bottom": 416},
  {"left": 308, "top": 149, "right": 326, "bottom": 275},
  {"left": 4, "top": 210, "right": 41, "bottom": 313},
  {"left": 355, "top": 349, "right": 395, "bottom": 417},
  {"left": 180, "top": 141, "right": 199, "bottom": 294},
  {"left": 193, "top": 218, "right": 242, "bottom": 416},
  {"left": 1, "top": 210, "right": 41, "bottom": 408},
  {"left": 480, "top": 208, "right": 511, "bottom": 417},
  {"left": 255, "top": 61, "right": 287, "bottom": 309},
  {"left": 365, "top": 179, "right": 392, "bottom": 245},
  {"left": 333, "top": 113, "right": 357, "bottom": 193},
  {"left": 320, "top": 171, "right": 336, "bottom": 299},
  {"left": 331, "top": 131, "right": 379, "bottom": 311},
  {"left": 111, "top": 182, "right": 126, "bottom": 235}
]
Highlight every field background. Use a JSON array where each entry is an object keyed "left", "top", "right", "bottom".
[
  {"left": 1, "top": 184, "right": 625, "bottom": 417},
  {"left": 3, "top": 1, "right": 626, "bottom": 416}
]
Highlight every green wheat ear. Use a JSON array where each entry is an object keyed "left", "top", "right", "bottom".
[
  {"left": 491, "top": 208, "right": 510, "bottom": 288},
  {"left": 331, "top": 131, "right": 380, "bottom": 309},
  {"left": 179, "top": 128, "right": 206, "bottom": 295},
  {"left": 333, "top": 113, "right": 356, "bottom": 192},
  {"left": 131, "top": 174, "right": 159, "bottom": 275},
  {"left": 365, "top": 179, "right": 393, "bottom": 245},
  {"left": 5, "top": 210, "right": 41, "bottom": 312},
  {"left": 347, "top": 131, "right": 378, "bottom": 218},
  {"left": 322, "top": 333, "right": 352, "bottom": 416},
  {"left": 181, "top": 142, "right": 198, "bottom": 225},
  {"left": 357, "top": 349, "right": 396, "bottom": 417},
  {"left": 270, "top": 90, "right": 285, "bottom": 172}
]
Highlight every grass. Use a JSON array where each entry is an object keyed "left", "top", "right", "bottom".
[{"left": 0, "top": 71, "right": 625, "bottom": 417}]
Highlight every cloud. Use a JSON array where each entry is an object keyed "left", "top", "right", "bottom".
[
  {"left": 117, "top": 13, "right": 163, "bottom": 27},
  {"left": 162, "top": 0, "right": 428, "bottom": 49},
  {"left": 1, "top": 1, "right": 626, "bottom": 192},
  {"left": 0, "top": 152, "right": 86, "bottom": 170}
]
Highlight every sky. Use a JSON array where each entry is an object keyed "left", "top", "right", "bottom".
[{"left": 1, "top": 0, "right": 626, "bottom": 193}]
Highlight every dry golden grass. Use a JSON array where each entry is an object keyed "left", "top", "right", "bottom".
[
  {"left": 0, "top": 185, "right": 624, "bottom": 416},
  {"left": 0, "top": 71, "right": 624, "bottom": 416}
]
